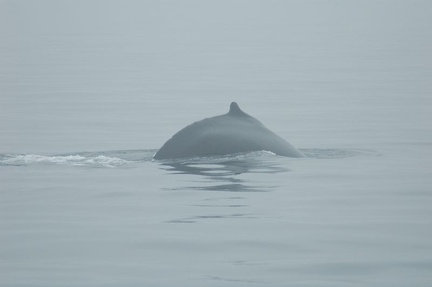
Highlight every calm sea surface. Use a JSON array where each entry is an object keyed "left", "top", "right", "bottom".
[{"left": 1, "top": 1, "right": 431, "bottom": 286}]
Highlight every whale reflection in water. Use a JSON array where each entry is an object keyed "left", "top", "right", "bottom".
[{"left": 158, "top": 151, "right": 290, "bottom": 192}]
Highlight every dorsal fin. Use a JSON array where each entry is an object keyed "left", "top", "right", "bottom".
[{"left": 228, "top": 102, "right": 246, "bottom": 116}]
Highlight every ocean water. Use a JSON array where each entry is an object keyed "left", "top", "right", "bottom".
[{"left": 1, "top": 0, "right": 432, "bottom": 286}]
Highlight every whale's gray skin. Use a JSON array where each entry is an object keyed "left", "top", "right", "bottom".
[{"left": 153, "top": 102, "right": 304, "bottom": 160}]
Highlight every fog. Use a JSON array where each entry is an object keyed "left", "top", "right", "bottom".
[{"left": 1, "top": 0, "right": 431, "bottom": 286}]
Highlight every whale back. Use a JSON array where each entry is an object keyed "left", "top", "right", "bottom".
[{"left": 153, "top": 102, "right": 304, "bottom": 159}]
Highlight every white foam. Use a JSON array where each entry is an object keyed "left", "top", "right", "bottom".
[
  {"left": 1, "top": 154, "right": 130, "bottom": 168},
  {"left": 81, "top": 155, "right": 129, "bottom": 168}
]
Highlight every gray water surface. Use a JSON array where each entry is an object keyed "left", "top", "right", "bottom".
[{"left": 1, "top": 0, "right": 432, "bottom": 286}]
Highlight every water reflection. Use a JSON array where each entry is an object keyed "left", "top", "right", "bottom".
[
  {"left": 167, "top": 213, "right": 256, "bottom": 224},
  {"left": 156, "top": 149, "right": 376, "bottom": 224},
  {"left": 158, "top": 152, "right": 289, "bottom": 192},
  {"left": 156, "top": 149, "right": 377, "bottom": 193},
  {"left": 160, "top": 152, "right": 289, "bottom": 176}
]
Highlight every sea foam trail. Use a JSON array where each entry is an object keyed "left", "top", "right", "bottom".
[
  {"left": 0, "top": 149, "right": 157, "bottom": 168},
  {"left": 0, "top": 154, "right": 130, "bottom": 168}
]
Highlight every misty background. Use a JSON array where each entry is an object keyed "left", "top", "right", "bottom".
[
  {"left": 1, "top": 0, "right": 431, "bottom": 153},
  {"left": 1, "top": 1, "right": 432, "bottom": 286}
]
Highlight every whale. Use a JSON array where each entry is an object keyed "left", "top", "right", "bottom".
[{"left": 153, "top": 102, "right": 304, "bottom": 160}]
